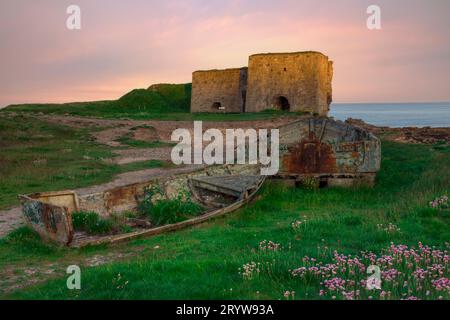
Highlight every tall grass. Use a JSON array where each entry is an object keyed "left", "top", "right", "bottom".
[{"left": 138, "top": 187, "right": 203, "bottom": 226}]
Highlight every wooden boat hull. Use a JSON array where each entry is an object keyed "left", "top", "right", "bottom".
[
  {"left": 18, "top": 165, "right": 264, "bottom": 247},
  {"left": 71, "top": 175, "right": 266, "bottom": 248}
]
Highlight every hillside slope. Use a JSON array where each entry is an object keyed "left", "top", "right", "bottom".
[{"left": 4, "top": 83, "right": 192, "bottom": 117}]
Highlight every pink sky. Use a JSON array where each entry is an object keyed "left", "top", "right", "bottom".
[{"left": 0, "top": 0, "right": 449, "bottom": 107}]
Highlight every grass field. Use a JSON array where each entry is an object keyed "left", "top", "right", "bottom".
[
  {"left": 0, "top": 114, "right": 169, "bottom": 210},
  {"left": 1, "top": 140, "right": 448, "bottom": 299},
  {"left": 4, "top": 105, "right": 300, "bottom": 121},
  {"left": 116, "top": 136, "right": 175, "bottom": 149}
]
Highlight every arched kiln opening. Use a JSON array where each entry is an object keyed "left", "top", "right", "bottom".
[
  {"left": 211, "top": 102, "right": 225, "bottom": 111},
  {"left": 273, "top": 96, "right": 290, "bottom": 111}
]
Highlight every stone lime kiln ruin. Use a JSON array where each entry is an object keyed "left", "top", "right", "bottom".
[{"left": 191, "top": 51, "right": 333, "bottom": 115}]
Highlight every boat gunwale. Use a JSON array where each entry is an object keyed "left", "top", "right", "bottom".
[{"left": 70, "top": 175, "right": 266, "bottom": 248}]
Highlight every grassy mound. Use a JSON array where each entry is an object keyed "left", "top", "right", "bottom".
[
  {"left": 148, "top": 83, "right": 192, "bottom": 112},
  {"left": 115, "top": 89, "right": 169, "bottom": 113},
  {"left": 117, "top": 84, "right": 191, "bottom": 113},
  {"left": 4, "top": 83, "right": 192, "bottom": 117}
]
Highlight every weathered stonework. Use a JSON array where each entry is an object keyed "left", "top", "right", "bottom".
[
  {"left": 190, "top": 51, "right": 333, "bottom": 116},
  {"left": 191, "top": 68, "right": 247, "bottom": 113},
  {"left": 246, "top": 52, "right": 333, "bottom": 116}
]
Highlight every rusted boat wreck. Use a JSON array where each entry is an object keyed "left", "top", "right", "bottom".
[
  {"left": 277, "top": 118, "right": 381, "bottom": 187},
  {"left": 19, "top": 117, "right": 381, "bottom": 247}
]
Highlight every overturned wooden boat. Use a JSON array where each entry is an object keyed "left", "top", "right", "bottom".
[{"left": 18, "top": 165, "right": 265, "bottom": 247}]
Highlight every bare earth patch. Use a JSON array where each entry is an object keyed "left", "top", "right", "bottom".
[
  {"left": 131, "top": 126, "right": 159, "bottom": 142},
  {"left": 0, "top": 207, "right": 23, "bottom": 239},
  {"left": 39, "top": 114, "right": 297, "bottom": 147},
  {"left": 110, "top": 147, "right": 173, "bottom": 164}
]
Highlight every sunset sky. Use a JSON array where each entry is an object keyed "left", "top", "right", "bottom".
[{"left": 1, "top": 0, "right": 449, "bottom": 107}]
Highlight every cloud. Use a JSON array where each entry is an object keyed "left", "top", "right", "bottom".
[{"left": 0, "top": 0, "right": 449, "bottom": 107}]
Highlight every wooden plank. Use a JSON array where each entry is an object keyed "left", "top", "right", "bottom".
[
  {"left": 26, "top": 190, "right": 79, "bottom": 212},
  {"left": 191, "top": 175, "right": 261, "bottom": 197}
]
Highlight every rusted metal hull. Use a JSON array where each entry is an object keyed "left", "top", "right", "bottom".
[{"left": 278, "top": 118, "right": 381, "bottom": 186}]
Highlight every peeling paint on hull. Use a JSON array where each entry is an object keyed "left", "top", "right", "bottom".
[{"left": 278, "top": 118, "right": 381, "bottom": 186}]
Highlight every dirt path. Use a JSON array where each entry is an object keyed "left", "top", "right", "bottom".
[
  {"left": 110, "top": 147, "right": 173, "bottom": 164},
  {"left": 39, "top": 114, "right": 298, "bottom": 145},
  {"left": 37, "top": 114, "right": 301, "bottom": 164},
  {"left": 76, "top": 164, "right": 204, "bottom": 195},
  {"left": 0, "top": 207, "right": 23, "bottom": 239}
]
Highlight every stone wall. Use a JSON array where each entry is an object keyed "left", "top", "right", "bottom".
[
  {"left": 245, "top": 52, "right": 333, "bottom": 115},
  {"left": 190, "top": 68, "right": 248, "bottom": 113}
]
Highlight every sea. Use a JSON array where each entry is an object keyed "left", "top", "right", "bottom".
[{"left": 329, "top": 102, "right": 450, "bottom": 128}]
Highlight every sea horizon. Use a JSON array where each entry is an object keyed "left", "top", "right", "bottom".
[
  {"left": 332, "top": 101, "right": 450, "bottom": 105},
  {"left": 330, "top": 101, "right": 450, "bottom": 128}
]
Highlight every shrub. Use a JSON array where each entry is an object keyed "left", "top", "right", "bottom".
[
  {"left": 72, "top": 211, "right": 115, "bottom": 235},
  {"left": 5, "top": 226, "right": 41, "bottom": 243},
  {"left": 301, "top": 176, "right": 320, "bottom": 190},
  {"left": 2, "top": 226, "right": 58, "bottom": 253},
  {"left": 120, "top": 225, "right": 134, "bottom": 234},
  {"left": 90, "top": 219, "right": 115, "bottom": 235},
  {"left": 138, "top": 186, "right": 203, "bottom": 226}
]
